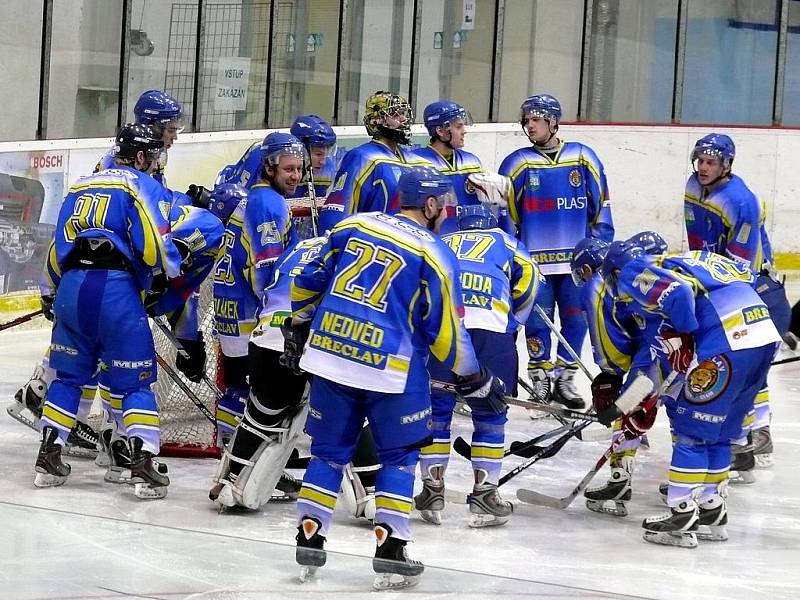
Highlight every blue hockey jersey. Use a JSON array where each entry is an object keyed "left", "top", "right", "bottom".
[
  {"left": 684, "top": 173, "right": 773, "bottom": 272},
  {"left": 318, "top": 140, "right": 431, "bottom": 232},
  {"left": 291, "top": 212, "right": 480, "bottom": 392},
  {"left": 441, "top": 228, "right": 538, "bottom": 333},
  {"left": 499, "top": 141, "right": 613, "bottom": 275}
]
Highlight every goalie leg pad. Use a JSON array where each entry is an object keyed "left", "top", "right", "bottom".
[
  {"left": 213, "top": 402, "right": 309, "bottom": 510},
  {"left": 340, "top": 463, "right": 377, "bottom": 521}
]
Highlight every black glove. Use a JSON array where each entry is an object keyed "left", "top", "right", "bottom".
[
  {"left": 454, "top": 367, "right": 507, "bottom": 414},
  {"left": 590, "top": 371, "right": 623, "bottom": 414},
  {"left": 175, "top": 333, "right": 207, "bottom": 383},
  {"left": 40, "top": 294, "right": 55, "bottom": 322},
  {"left": 280, "top": 317, "right": 311, "bottom": 375},
  {"left": 186, "top": 184, "right": 211, "bottom": 209}
]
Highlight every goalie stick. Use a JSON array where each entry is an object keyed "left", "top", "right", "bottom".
[
  {"left": 152, "top": 316, "right": 223, "bottom": 401},
  {"left": 516, "top": 371, "right": 679, "bottom": 509},
  {"left": 0, "top": 309, "right": 44, "bottom": 332},
  {"left": 155, "top": 352, "right": 216, "bottom": 426}
]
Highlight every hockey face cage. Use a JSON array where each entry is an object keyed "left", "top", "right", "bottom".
[{"left": 363, "top": 92, "right": 414, "bottom": 145}]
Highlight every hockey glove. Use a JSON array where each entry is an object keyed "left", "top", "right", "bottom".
[
  {"left": 280, "top": 317, "right": 311, "bottom": 375},
  {"left": 454, "top": 367, "right": 507, "bottom": 414},
  {"left": 186, "top": 184, "right": 212, "bottom": 210},
  {"left": 590, "top": 371, "right": 623, "bottom": 414},
  {"left": 620, "top": 395, "right": 659, "bottom": 440},
  {"left": 659, "top": 331, "right": 694, "bottom": 374},
  {"left": 175, "top": 333, "right": 207, "bottom": 383},
  {"left": 40, "top": 294, "right": 55, "bottom": 322},
  {"left": 467, "top": 172, "right": 511, "bottom": 209}
]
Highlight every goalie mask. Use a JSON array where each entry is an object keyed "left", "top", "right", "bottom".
[{"left": 363, "top": 91, "right": 414, "bottom": 145}]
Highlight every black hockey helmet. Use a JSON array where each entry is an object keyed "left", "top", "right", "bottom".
[{"left": 113, "top": 123, "right": 165, "bottom": 162}]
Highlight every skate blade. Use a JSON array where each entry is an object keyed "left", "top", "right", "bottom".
[
  {"left": 373, "top": 572, "right": 420, "bottom": 591},
  {"left": 104, "top": 468, "right": 131, "bottom": 484},
  {"left": 585, "top": 500, "right": 628, "bottom": 517},
  {"left": 696, "top": 525, "right": 728, "bottom": 542},
  {"left": 418, "top": 509, "right": 442, "bottom": 526},
  {"left": 468, "top": 513, "right": 510, "bottom": 528},
  {"left": 6, "top": 404, "right": 39, "bottom": 431},
  {"left": 133, "top": 482, "right": 168, "bottom": 500},
  {"left": 642, "top": 530, "right": 698, "bottom": 548},
  {"left": 95, "top": 452, "right": 110, "bottom": 468},
  {"left": 64, "top": 445, "right": 98, "bottom": 459},
  {"left": 526, "top": 407, "right": 551, "bottom": 421},
  {"left": 34, "top": 472, "right": 68, "bottom": 488},
  {"left": 299, "top": 566, "right": 318, "bottom": 583},
  {"left": 730, "top": 470, "right": 756, "bottom": 484},
  {"left": 754, "top": 454, "right": 775, "bottom": 469}
]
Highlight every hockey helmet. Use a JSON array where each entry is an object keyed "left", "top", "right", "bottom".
[
  {"left": 601, "top": 240, "right": 645, "bottom": 296},
  {"left": 290, "top": 114, "right": 337, "bottom": 152},
  {"left": 134, "top": 90, "right": 184, "bottom": 131},
  {"left": 113, "top": 123, "right": 165, "bottom": 162},
  {"left": 627, "top": 231, "right": 668, "bottom": 255},
  {"left": 260, "top": 132, "right": 308, "bottom": 167},
  {"left": 458, "top": 204, "right": 498, "bottom": 231},
  {"left": 520, "top": 94, "right": 562, "bottom": 125},
  {"left": 363, "top": 91, "right": 414, "bottom": 145},
  {"left": 209, "top": 182, "right": 247, "bottom": 224},
  {"left": 398, "top": 166, "right": 454, "bottom": 209},
  {"left": 570, "top": 237, "right": 610, "bottom": 286},
  {"left": 691, "top": 133, "right": 735, "bottom": 166},
  {"left": 423, "top": 100, "right": 472, "bottom": 138}
]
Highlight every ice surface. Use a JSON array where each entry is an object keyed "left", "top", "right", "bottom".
[{"left": 2, "top": 293, "right": 800, "bottom": 599}]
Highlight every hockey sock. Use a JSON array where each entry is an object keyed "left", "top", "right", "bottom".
[
  {"left": 374, "top": 464, "right": 416, "bottom": 541},
  {"left": 41, "top": 380, "right": 82, "bottom": 444},
  {"left": 297, "top": 458, "right": 345, "bottom": 537},
  {"left": 470, "top": 415, "right": 506, "bottom": 485},
  {"left": 122, "top": 389, "right": 160, "bottom": 454}
]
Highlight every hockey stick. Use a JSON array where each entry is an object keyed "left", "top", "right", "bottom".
[
  {"left": 451, "top": 422, "right": 573, "bottom": 461},
  {"left": 533, "top": 304, "right": 593, "bottom": 380},
  {"left": 0, "top": 309, "right": 44, "bottom": 332},
  {"left": 301, "top": 142, "right": 320, "bottom": 237},
  {"left": 771, "top": 354, "right": 800, "bottom": 367},
  {"left": 516, "top": 371, "right": 678, "bottom": 509},
  {"left": 152, "top": 316, "right": 223, "bottom": 401},
  {"left": 155, "top": 353, "right": 217, "bottom": 426}
]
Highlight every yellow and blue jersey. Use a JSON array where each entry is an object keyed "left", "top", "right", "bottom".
[
  {"left": 251, "top": 236, "right": 327, "bottom": 352},
  {"left": 499, "top": 141, "right": 613, "bottom": 275},
  {"left": 213, "top": 182, "right": 297, "bottom": 332},
  {"left": 318, "top": 141, "right": 431, "bottom": 232},
  {"left": 441, "top": 228, "right": 538, "bottom": 334},
  {"left": 616, "top": 251, "right": 780, "bottom": 359},
  {"left": 684, "top": 173, "right": 773, "bottom": 272},
  {"left": 48, "top": 166, "right": 181, "bottom": 292},
  {"left": 291, "top": 212, "right": 480, "bottom": 393}
]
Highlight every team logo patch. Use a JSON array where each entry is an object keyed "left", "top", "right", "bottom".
[
  {"left": 139, "top": 370, "right": 152, "bottom": 381},
  {"left": 526, "top": 172, "right": 540, "bottom": 191},
  {"left": 684, "top": 355, "right": 730, "bottom": 405},
  {"left": 684, "top": 207, "right": 695, "bottom": 223},
  {"left": 568, "top": 169, "right": 582, "bottom": 188},
  {"left": 527, "top": 336, "right": 546, "bottom": 359}
]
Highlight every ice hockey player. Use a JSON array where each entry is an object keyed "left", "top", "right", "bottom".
[
  {"left": 602, "top": 242, "right": 780, "bottom": 547},
  {"left": 685, "top": 133, "right": 789, "bottom": 470},
  {"left": 317, "top": 90, "right": 431, "bottom": 232},
  {"left": 34, "top": 123, "right": 181, "bottom": 500},
  {"left": 284, "top": 166, "right": 506, "bottom": 589},
  {"left": 415, "top": 203, "right": 538, "bottom": 527},
  {"left": 406, "top": 100, "right": 511, "bottom": 235},
  {"left": 499, "top": 94, "right": 613, "bottom": 412},
  {"left": 212, "top": 132, "right": 302, "bottom": 442},
  {"left": 209, "top": 234, "right": 325, "bottom": 509},
  {"left": 573, "top": 232, "right": 670, "bottom": 517}
]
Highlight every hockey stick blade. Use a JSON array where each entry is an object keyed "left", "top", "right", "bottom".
[
  {"left": 153, "top": 317, "right": 223, "bottom": 400},
  {"left": 0, "top": 309, "right": 44, "bottom": 332}
]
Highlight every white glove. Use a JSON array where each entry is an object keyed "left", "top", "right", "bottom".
[{"left": 467, "top": 172, "right": 511, "bottom": 209}]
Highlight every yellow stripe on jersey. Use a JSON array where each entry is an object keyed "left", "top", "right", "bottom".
[
  {"left": 42, "top": 404, "right": 77, "bottom": 428},
  {"left": 668, "top": 469, "right": 708, "bottom": 485},
  {"left": 470, "top": 445, "right": 504, "bottom": 460},
  {"left": 684, "top": 194, "right": 733, "bottom": 229},
  {"left": 375, "top": 495, "right": 413, "bottom": 513},
  {"left": 299, "top": 485, "right": 338, "bottom": 510},
  {"left": 420, "top": 441, "right": 451, "bottom": 456}
]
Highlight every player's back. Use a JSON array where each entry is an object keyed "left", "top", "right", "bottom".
[{"left": 296, "top": 211, "right": 463, "bottom": 393}]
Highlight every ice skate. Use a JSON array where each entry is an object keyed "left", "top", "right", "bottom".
[
  {"left": 730, "top": 437, "right": 756, "bottom": 484},
  {"left": 128, "top": 437, "right": 169, "bottom": 499},
  {"left": 296, "top": 517, "right": 326, "bottom": 582},
  {"left": 752, "top": 426, "right": 774, "bottom": 468},
  {"left": 467, "top": 483, "right": 513, "bottom": 528},
  {"left": 8, "top": 376, "right": 46, "bottom": 431},
  {"left": 585, "top": 462, "right": 632, "bottom": 517},
  {"left": 696, "top": 495, "right": 728, "bottom": 542},
  {"left": 272, "top": 471, "right": 302, "bottom": 501},
  {"left": 552, "top": 367, "right": 586, "bottom": 410},
  {"left": 372, "top": 523, "right": 424, "bottom": 590},
  {"left": 34, "top": 427, "right": 71, "bottom": 488},
  {"left": 414, "top": 479, "right": 445, "bottom": 525},
  {"left": 658, "top": 481, "right": 669, "bottom": 505},
  {"left": 100, "top": 427, "right": 132, "bottom": 484},
  {"left": 64, "top": 421, "right": 100, "bottom": 459},
  {"left": 642, "top": 500, "right": 699, "bottom": 548},
  {"left": 526, "top": 367, "right": 552, "bottom": 420}
]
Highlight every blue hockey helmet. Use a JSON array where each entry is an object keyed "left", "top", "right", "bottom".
[
  {"left": 290, "top": 114, "right": 336, "bottom": 150},
  {"left": 398, "top": 166, "right": 455, "bottom": 209},
  {"left": 570, "top": 238, "right": 610, "bottom": 287},
  {"left": 458, "top": 204, "right": 498, "bottom": 231},
  {"left": 113, "top": 123, "right": 164, "bottom": 162},
  {"left": 601, "top": 240, "right": 645, "bottom": 295},
  {"left": 520, "top": 94, "right": 562, "bottom": 125},
  {"left": 134, "top": 90, "right": 184, "bottom": 129},
  {"left": 209, "top": 182, "right": 247, "bottom": 224},
  {"left": 423, "top": 100, "right": 473, "bottom": 137},
  {"left": 260, "top": 132, "right": 308, "bottom": 167},
  {"left": 627, "top": 231, "right": 668, "bottom": 255},
  {"left": 691, "top": 133, "right": 735, "bottom": 166}
]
